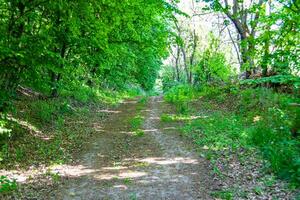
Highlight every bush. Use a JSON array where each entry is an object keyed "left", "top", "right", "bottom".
[
  {"left": 239, "top": 88, "right": 287, "bottom": 113},
  {"left": 30, "top": 100, "right": 57, "bottom": 123},
  {"left": 177, "top": 85, "right": 300, "bottom": 186},
  {"left": 164, "top": 85, "right": 195, "bottom": 114},
  {"left": 198, "top": 85, "right": 223, "bottom": 98},
  {"left": 249, "top": 106, "right": 300, "bottom": 184}
]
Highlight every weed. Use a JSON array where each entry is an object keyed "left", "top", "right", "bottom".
[
  {"left": 15, "top": 147, "right": 24, "bottom": 162},
  {"left": 133, "top": 129, "right": 144, "bottom": 137},
  {"left": 138, "top": 96, "right": 148, "bottom": 105},
  {"left": 253, "top": 186, "right": 263, "bottom": 195},
  {"left": 129, "top": 115, "right": 144, "bottom": 130},
  {"left": 0, "top": 144, "right": 9, "bottom": 162},
  {"left": 129, "top": 192, "right": 138, "bottom": 200},
  {"left": 123, "top": 178, "right": 133, "bottom": 185},
  {"left": 211, "top": 189, "right": 233, "bottom": 200},
  {"left": 30, "top": 100, "right": 57, "bottom": 123},
  {"left": 0, "top": 176, "right": 17, "bottom": 193},
  {"left": 160, "top": 114, "right": 173, "bottom": 122},
  {"left": 171, "top": 85, "right": 300, "bottom": 186}
]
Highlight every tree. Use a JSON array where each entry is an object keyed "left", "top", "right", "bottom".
[
  {"left": 201, "top": 0, "right": 266, "bottom": 78},
  {"left": 0, "top": 0, "right": 173, "bottom": 110}
]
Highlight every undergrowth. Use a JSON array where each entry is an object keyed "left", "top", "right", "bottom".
[
  {"left": 162, "top": 84, "right": 300, "bottom": 188},
  {"left": 0, "top": 87, "right": 143, "bottom": 170}
]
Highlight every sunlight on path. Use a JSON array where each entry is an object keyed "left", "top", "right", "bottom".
[{"left": 46, "top": 97, "right": 213, "bottom": 199}]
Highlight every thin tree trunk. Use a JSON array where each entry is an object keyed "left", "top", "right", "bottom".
[
  {"left": 189, "top": 30, "right": 197, "bottom": 85},
  {"left": 227, "top": 26, "right": 241, "bottom": 67},
  {"left": 175, "top": 46, "right": 180, "bottom": 82},
  {"left": 181, "top": 47, "right": 190, "bottom": 84},
  {"left": 50, "top": 43, "right": 67, "bottom": 97}
]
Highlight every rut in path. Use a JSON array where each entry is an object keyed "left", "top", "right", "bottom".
[{"left": 52, "top": 96, "right": 214, "bottom": 200}]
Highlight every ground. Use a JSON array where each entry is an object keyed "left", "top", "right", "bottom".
[
  {"left": 52, "top": 96, "right": 214, "bottom": 199},
  {"left": 1, "top": 96, "right": 217, "bottom": 199},
  {"left": 1, "top": 96, "right": 298, "bottom": 199}
]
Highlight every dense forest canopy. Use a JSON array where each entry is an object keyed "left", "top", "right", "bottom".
[{"left": 0, "top": 0, "right": 174, "bottom": 110}]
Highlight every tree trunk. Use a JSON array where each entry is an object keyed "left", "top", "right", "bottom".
[
  {"left": 175, "top": 46, "right": 180, "bottom": 82},
  {"left": 181, "top": 47, "right": 190, "bottom": 84},
  {"left": 50, "top": 43, "right": 67, "bottom": 97},
  {"left": 189, "top": 30, "right": 197, "bottom": 85}
]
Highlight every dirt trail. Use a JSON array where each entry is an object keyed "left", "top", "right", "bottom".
[{"left": 52, "top": 96, "right": 213, "bottom": 199}]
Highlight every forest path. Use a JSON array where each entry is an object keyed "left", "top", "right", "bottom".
[{"left": 52, "top": 96, "right": 213, "bottom": 200}]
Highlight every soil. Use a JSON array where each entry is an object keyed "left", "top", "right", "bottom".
[{"left": 49, "top": 96, "right": 215, "bottom": 199}]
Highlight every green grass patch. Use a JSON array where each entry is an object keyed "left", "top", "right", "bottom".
[
  {"left": 0, "top": 176, "right": 17, "bottom": 194},
  {"left": 129, "top": 115, "right": 144, "bottom": 130},
  {"left": 0, "top": 88, "right": 140, "bottom": 169},
  {"left": 211, "top": 189, "right": 234, "bottom": 200},
  {"left": 164, "top": 84, "right": 300, "bottom": 187},
  {"left": 133, "top": 129, "right": 145, "bottom": 137},
  {"left": 164, "top": 84, "right": 196, "bottom": 114}
]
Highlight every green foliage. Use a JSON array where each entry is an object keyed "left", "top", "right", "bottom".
[
  {"left": 182, "top": 113, "right": 246, "bottom": 152},
  {"left": 138, "top": 96, "right": 148, "bottom": 106},
  {"left": 161, "top": 65, "right": 182, "bottom": 91},
  {"left": 164, "top": 85, "right": 195, "bottom": 114},
  {"left": 70, "top": 86, "right": 98, "bottom": 103},
  {"left": 45, "top": 170, "right": 61, "bottom": 183},
  {"left": 202, "top": 0, "right": 300, "bottom": 75},
  {"left": 129, "top": 115, "right": 144, "bottom": 131},
  {"left": 255, "top": 1, "right": 300, "bottom": 74},
  {"left": 211, "top": 189, "right": 233, "bottom": 200},
  {"left": 165, "top": 83, "right": 300, "bottom": 186},
  {"left": 0, "top": 0, "right": 172, "bottom": 111},
  {"left": 240, "top": 75, "right": 300, "bottom": 91},
  {"left": 0, "top": 116, "right": 11, "bottom": 141},
  {"left": 0, "top": 176, "right": 17, "bottom": 193},
  {"left": 193, "top": 34, "right": 232, "bottom": 85},
  {"left": 243, "top": 91, "right": 300, "bottom": 184},
  {"left": 160, "top": 114, "right": 174, "bottom": 122},
  {"left": 198, "top": 85, "right": 223, "bottom": 99},
  {"left": 30, "top": 101, "right": 57, "bottom": 124},
  {"left": 164, "top": 85, "right": 195, "bottom": 103},
  {"left": 238, "top": 88, "right": 289, "bottom": 113},
  {"left": 133, "top": 129, "right": 145, "bottom": 137}
]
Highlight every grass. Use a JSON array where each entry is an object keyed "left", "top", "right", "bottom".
[
  {"left": 164, "top": 84, "right": 195, "bottom": 114},
  {"left": 162, "top": 84, "right": 300, "bottom": 191},
  {"left": 0, "top": 85, "right": 146, "bottom": 195},
  {"left": 211, "top": 189, "right": 233, "bottom": 200},
  {"left": 0, "top": 87, "right": 144, "bottom": 171},
  {"left": 128, "top": 95, "right": 149, "bottom": 137},
  {"left": 129, "top": 114, "right": 145, "bottom": 138},
  {"left": 129, "top": 115, "right": 144, "bottom": 130},
  {"left": 133, "top": 129, "right": 145, "bottom": 137},
  {"left": 0, "top": 176, "right": 17, "bottom": 193}
]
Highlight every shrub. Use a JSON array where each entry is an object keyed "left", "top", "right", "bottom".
[
  {"left": 178, "top": 85, "right": 300, "bottom": 186},
  {"left": 249, "top": 107, "right": 300, "bottom": 185},
  {"left": 30, "top": 100, "right": 57, "bottom": 123},
  {"left": 198, "top": 85, "right": 223, "bottom": 98},
  {"left": 164, "top": 85, "right": 195, "bottom": 114}
]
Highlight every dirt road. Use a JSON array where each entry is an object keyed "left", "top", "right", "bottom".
[{"left": 52, "top": 97, "right": 213, "bottom": 199}]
